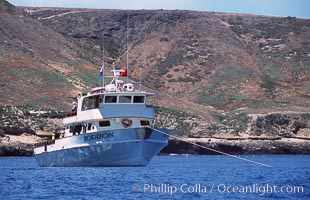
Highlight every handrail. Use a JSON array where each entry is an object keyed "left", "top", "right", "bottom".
[
  {"left": 33, "top": 140, "right": 56, "bottom": 148},
  {"left": 64, "top": 111, "right": 77, "bottom": 118}
]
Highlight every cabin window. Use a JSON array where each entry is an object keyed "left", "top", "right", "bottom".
[
  {"left": 99, "top": 120, "right": 111, "bottom": 127},
  {"left": 105, "top": 96, "right": 117, "bottom": 103},
  {"left": 82, "top": 124, "right": 87, "bottom": 133},
  {"left": 140, "top": 120, "right": 150, "bottom": 126},
  {"left": 69, "top": 126, "right": 74, "bottom": 133},
  {"left": 82, "top": 95, "right": 100, "bottom": 110},
  {"left": 134, "top": 96, "right": 145, "bottom": 103},
  {"left": 87, "top": 123, "right": 92, "bottom": 131},
  {"left": 119, "top": 96, "right": 132, "bottom": 103}
]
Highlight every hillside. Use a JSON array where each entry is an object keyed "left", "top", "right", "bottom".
[
  {"left": 1, "top": 1, "right": 309, "bottom": 113},
  {"left": 0, "top": 0, "right": 99, "bottom": 110},
  {"left": 24, "top": 7, "right": 310, "bottom": 114},
  {"left": 0, "top": 0, "right": 309, "bottom": 153}
]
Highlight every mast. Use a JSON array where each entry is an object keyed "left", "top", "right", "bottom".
[
  {"left": 97, "top": 46, "right": 105, "bottom": 87},
  {"left": 102, "top": 46, "right": 105, "bottom": 87},
  {"left": 126, "top": 12, "right": 129, "bottom": 82},
  {"left": 139, "top": 64, "right": 142, "bottom": 91}
]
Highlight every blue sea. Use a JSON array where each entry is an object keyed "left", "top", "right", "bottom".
[{"left": 0, "top": 155, "right": 309, "bottom": 200}]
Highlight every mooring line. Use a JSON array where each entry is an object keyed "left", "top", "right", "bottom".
[{"left": 148, "top": 126, "right": 273, "bottom": 168}]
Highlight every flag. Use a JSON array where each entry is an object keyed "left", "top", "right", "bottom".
[
  {"left": 98, "top": 47, "right": 104, "bottom": 79},
  {"left": 98, "top": 65, "right": 104, "bottom": 79},
  {"left": 120, "top": 68, "right": 127, "bottom": 77}
]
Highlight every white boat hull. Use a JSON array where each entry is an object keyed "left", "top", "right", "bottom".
[{"left": 34, "top": 127, "right": 170, "bottom": 167}]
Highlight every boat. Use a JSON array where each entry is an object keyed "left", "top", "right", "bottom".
[{"left": 33, "top": 67, "right": 171, "bottom": 167}]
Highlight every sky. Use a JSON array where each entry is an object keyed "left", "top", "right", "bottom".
[{"left": 7, "top": 0, "right": 310, "bottom": 19}]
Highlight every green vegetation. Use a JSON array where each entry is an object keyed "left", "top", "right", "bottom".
[
  {"left": 74, "top": 71, "right": 98, "bottom": 88},
  {"left": 260, "top": 64, "right": 282, "bottom": 98},
  {"left": 0, "top": 105, "right": 64, "bottom": 136},
  {"left": 156, "top": 53, "right": 184, "bottom": 76},
  {"left": 227, "top": 17, "right": 251, "bottom": 35},
  {"left": 100, "top": 38, "right": 121, "bottom": 59},
  {"left": 38, "top": 71, "right": 75, "bottom": 89},
  {"left": 265, "top": 67, "right": 282, "bottom": 79},
  {"left": 166, "top": 74, "right": 173, "bottom": 79},
  {"left": 0, "top": 94, "right": 4, "bottom": 102},
  {"left": 211, "top": 66, "right": 256, "bottom": 86},
  {"left": 160, "top": 37, "right": 170, "bottom": 42},
  {"left": 233, "top": 94, "right": 248, "bottom": 103},
  {"left": 3, "top": 7, "right": 310, "bottom": 117},
  {"left": 198, "top": 66, "right": 256, "bottom": 108},
  {"left": 130, "top": 59, "right": 137, "bottom": 66},
  {"left": 177, "top": 76, "right": 199, "bottom": 83},
  {"left": 23, "top": 102, "right": 42, "bottom": 110},
  {"left": 198, "top": 94, "right": 223, "bottom": 108},
  {"left": 251, "top": 101, "right": 288, "bottom": 110},
  {"left": 173, "top": 121, "right": 191, "bottom": 136},
  {"left": 228, "top": 16, "right": 308, "bottom": 38},
  {"left": 210, "top": 111, "right": 226, "bottom": 122},
  {"left": 23, "top": 99, "right": 66, "bottom": 111},
  {"left": 211, "top": 111, "right": 250, "bottom": 134},
  {"left": 307, "top": 85, "right": 310, "bottom": 94},
  {"left": 153, "top": 106, "right": 198, "bottom": 136},
  {"left": 227, "top": 112, "right": 250, "bottom": 133},
  {"left": 301, "top": 113, "right": 310, "bottom": 120},
  {"left": 260, "top": 74, "right": 276, "bottom": 98},
  {"left": 173, "top": 68, "right": 180, "bottom": 72},
  {"left": 9, "top": 68, "right": 75, "bottom": 90}
]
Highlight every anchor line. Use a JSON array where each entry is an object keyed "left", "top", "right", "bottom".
[{"left": 146, "top": 126, "right": 273, "bottom": 168}]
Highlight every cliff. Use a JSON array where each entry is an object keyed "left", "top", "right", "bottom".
[
  {"left": 1, "top": 106, "right": 309, "bottom": 155},
  {"left": 0, "top": 1, "right": 309, "bottom": 155}
]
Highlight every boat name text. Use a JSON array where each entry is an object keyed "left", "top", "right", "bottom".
[{"left": 84, "top": 132, "right": 114, "bottom": 142}]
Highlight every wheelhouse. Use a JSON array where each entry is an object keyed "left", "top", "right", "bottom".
[{"left": 80, "top": 93, "right": 147, "bottom": 111}]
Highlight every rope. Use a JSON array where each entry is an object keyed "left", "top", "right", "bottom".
[{"left": 148, "top": 126, "right": 273, "bottom": 168}]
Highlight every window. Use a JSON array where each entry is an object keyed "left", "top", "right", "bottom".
[
  {"left": 87, "top": 123, "right": 92, "bottom": 131},
  {"left": 105, "top": 96, "right": 117, "bottom": 103},
  {"left": 140, "top": 120, "right": 150, "bottom": 126},
  {"left": 134, "top": 96, "right": 145, "bottom": 103},
  {"left": 82, "top": 95, "right": 100, "bottom": 110},
  {"left": 99, "top": 121, "right": 110, "bottom": 127},
  {"left": 119, "top": 96, "right": 132, "bottom": 103}
]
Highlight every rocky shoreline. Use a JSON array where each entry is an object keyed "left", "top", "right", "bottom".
[
  {"left": 0, "top": 144, "right": 33, "bottom": 156},
  {"left": 0, "top": 106, "right": 309, "bottom": 156},
  {"left": 162, "top": 137, "right": 310, "bottom": 155},
  {"left": 1, "top": 137, "right": 310, "bottom": 157}
]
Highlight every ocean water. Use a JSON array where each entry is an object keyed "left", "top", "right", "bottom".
[{"left": 0, "top": 155, "right": 309, "bottom": 200}]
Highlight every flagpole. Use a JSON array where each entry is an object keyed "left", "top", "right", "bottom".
[
  {"left": 126, "top": 12, "right": 129, "bottom": 82},
  {"left": 102, "top": 47, "right": 105, "bottom": 87}
]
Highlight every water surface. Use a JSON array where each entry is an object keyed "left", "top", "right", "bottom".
[{"left": 0, "top": 155, "right": 309, "bottom": 199}]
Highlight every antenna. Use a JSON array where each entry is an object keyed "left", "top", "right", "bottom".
[
  {"left": 126, "top": 12, "right": 129, "bottom": 82},
  {"left": 102, "top": 46, "right": 105, "bottom": 87},
  {"left": 139, "top": 64, "right": 142, "bottom": 91}
]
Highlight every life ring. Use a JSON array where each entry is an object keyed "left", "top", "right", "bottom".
[{"left": 121, "top": 118, "right": 133, "bottom": 128}]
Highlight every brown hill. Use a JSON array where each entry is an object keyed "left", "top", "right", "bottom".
[
  {"left": 0, "top": 0, "right": 99, "bottom": 110},
  {"left": 24, "top": 7, "right": 310, "bottom": 113},
  {"left": 1, "top": 1, "right": 310, "bottom": 124},
  {"left": 0, "top": 1, "right": 309, "bottom": 153}
]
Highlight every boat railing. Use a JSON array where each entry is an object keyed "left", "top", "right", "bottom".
[
  {"left": 33, "top": 139, "right": 56, "bottom": 148},
  {"left": 64, "top": 111, "right": 77, "bottom": 118},
  {"left": 98, "top": 75, "right": 144, "bottom": 92}
]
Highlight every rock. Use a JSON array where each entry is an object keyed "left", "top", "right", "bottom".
[
  {"left": 0, "top": 145, "right": 33, "bottom": 156},
  {"left": 161, "top": 138, "right": 310, "bottom": 155},
  {"left": 252, "top": 113, "right": 310, "bottom": 137},
  {"left": 291, "top": 121, "right": 307, "bottom": 134},
  {"left": 2, "top": 126, "right": 36, "bottom": 136}
]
